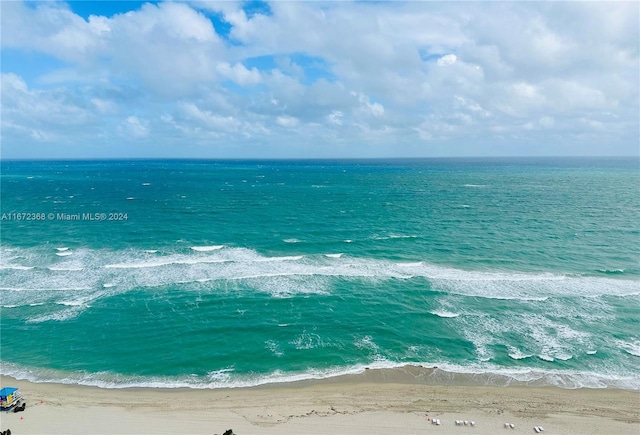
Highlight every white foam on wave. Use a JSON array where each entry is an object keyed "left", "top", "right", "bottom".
[
  {"left": 354, "top": 335, "right": 384, "bottom": 361},
  {"left": 2, "top": 359, "right": 638, "bottom": 391},
  {"left": 388, "top": 234, "right": 418, "bottom": 239},
  {"left": 0, "top": 246, "right": 329, "bottom": 299},
  {"left": 2, "top": 286, "right": 92, "bottom": 292},
  {"left": 423, "top": 362, "right": 640, "bottom": 390},
  {"left": 283, "top": 238, "right": 300, "bottom": 243},
  {"left": 454, "top": 305, "right": 591, "bottom": 364},
  {"left": 528, "top": 316, "right": 584, "bottom": 362},
  {"left": 242, "top": 274, "right": 328, "bottom": 298},
  {"left": 265, "top": 340, "right": 284, "bottom": 357},
  {"left": 55, "top": 251, "right": 73, "bottom": 257},
  {"left": 2, "top": 244, "right": 638, "bottom": 319},
  {"left": 290, "top": 331, "right": 324, "bottom": 350},
  {"left": 0, "top": 360, "right": 391, "bottom": 390},
  {"left": 56, "top": 247, "right": 69, "bottom": 252},
  {"left": 617, "top": 340, "right": 640, "bottom": 357},
  {"left": 104, "top": 257, "right": 230, "bottom": 269},
  {"left": 190, "top": 245, "right": 223, "bottom": 252},
  {"left": 556, "top": 354, "right": 573, "bottom": 361},
  {"left": 416, "top": 264, "right": 640, "bottom": 300},
  {"left": 254, "top": 255, "right": 304, "bottom": 262},
  {"left": 0, "top": 265, "right": 34, "bottom": 270},
  {"left": 465, "top": 324, "right": 494, "bottom": 361},
  {"left": 1, "top": 302, "right": 45, "bottom": 308},
  {"left": 26, "top": 292, "right": 106, "bottom": 323},
  {"left": 430, "top": 310, "right": 460, "bottom": 318},
  {"left": 56, "top": 300, "right": 87, "bottom": 307},
  {"left": 507, "top": 347, "right": 533, "bottom": 360},
  {"left": 2, "top": 290, "right": 25, "bottom": 295},
  {"left": 227, "top": 272, "right": 313, "bottom": 280},
  {"left": 27, "top": 308, "right": 84, "bottom": 323},
  {"left": 397, "top": 261, "right": 423, "bottom": 267}
]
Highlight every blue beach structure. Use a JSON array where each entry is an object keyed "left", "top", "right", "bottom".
[{"left": 0, "top": 387, "right": 21, "bottom": 411}]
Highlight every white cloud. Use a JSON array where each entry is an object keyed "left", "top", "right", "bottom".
[
  {"left": 544, "top": 80, "right": 608, "bottom": 111},
  {"left": 91, "top": 98, "right": 119, "bottom": 115},
  {"left": 352, "top": 92, "right": 384, "bottom": 118},
  {"left": 1, "top": 2, "right": 109, "bottom": 63},
  {"left": 182, "top": 103, "right": 241, "bottom": 132},
  {"left": 118, "top": 116, "right": 149, "bottom": 139},
  {"left": 328, "top": 111, "right": 344, "bottom": 126},
  {"left": 276, "top": 116, "right": 300, "bottom": 128},
  {"left": 370, "top": 102, "right": 385, "bottom": 117},
  {"left": 105, "top": 3, "right": 223, "bottom": 95},
  {"left": 275, "top": 57, "right": 305, "bottom": 81},
  {"left": 454, "top": 96, "right": 491, "bottom": 118},
  {"left": 1, "top": 73, "right": 94, "bottom": 134},
  {"left": 156, "top": 2, "right": 217, "bottom": 42},
  {"left": 512, "top": 82, "right": 539, "bottom": 99},
  {"left": 1, "top": 73, "right": 28, "bottom": 93},
  {"left": 437, "top": 54, "right": 458, "bottom": 66},
  {"left": 1, "top": 0, "right": 638, "bottom": 158},
  {"left": 216, "top": 62, "right": 262, "bottom": 86}
]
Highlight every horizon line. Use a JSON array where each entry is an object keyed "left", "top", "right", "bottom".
[{"left": 1, "top": 155, "right": 638, "bottom": 163}]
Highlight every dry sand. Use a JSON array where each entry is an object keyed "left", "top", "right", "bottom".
[{"left": 1, "top": 371, "right": 638, "bottom": 435}]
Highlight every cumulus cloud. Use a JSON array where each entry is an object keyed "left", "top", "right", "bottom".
[
  {"left": 1, "top": 73, "right": 94, "bottom": 137},
  {"left": 216, "top": 62, "right": 262, "bottom": 86},
  {"left": 352, "top": 92, "right": 384, "bottom": 118},
  {"left": 1, "top": 1, "right": 109, "bottom": 63},
  {"left": 1, "top": 0, "right": 638, "bottom": 158}
]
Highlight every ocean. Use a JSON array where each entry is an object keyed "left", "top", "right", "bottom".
[{"left": 1, "top": 157, "right": 638, "bottom": 390}]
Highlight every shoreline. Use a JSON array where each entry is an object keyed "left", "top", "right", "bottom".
[
  {"left": 3, "top": 362, "right": 638, "bottom": 391},
  {"left": 2, "top": 370, "right": 639, "bottom": 435}
]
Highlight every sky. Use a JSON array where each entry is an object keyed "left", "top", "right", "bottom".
[{"left": 1, "top": 1, "right": 638, "bottom": 159}]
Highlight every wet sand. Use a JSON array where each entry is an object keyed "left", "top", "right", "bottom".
[{"left": 1, "top": 371, "right": 638, "bottom": 435}]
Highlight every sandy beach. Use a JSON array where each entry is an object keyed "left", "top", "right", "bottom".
[{"left": 1, "top": 369, "right": 638, "bottom": 435}]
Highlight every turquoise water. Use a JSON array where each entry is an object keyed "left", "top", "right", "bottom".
[{"left": 1, "top": 158, "right": 639, "bottom": 389}]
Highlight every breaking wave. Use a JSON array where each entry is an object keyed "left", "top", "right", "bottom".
[{"left": 2, "top": 360, "right": 638, "bottom": 391}]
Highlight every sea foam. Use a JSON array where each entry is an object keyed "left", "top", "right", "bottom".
[{"left": 2, "top": 360, "right": 638, "bottom": 391}]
